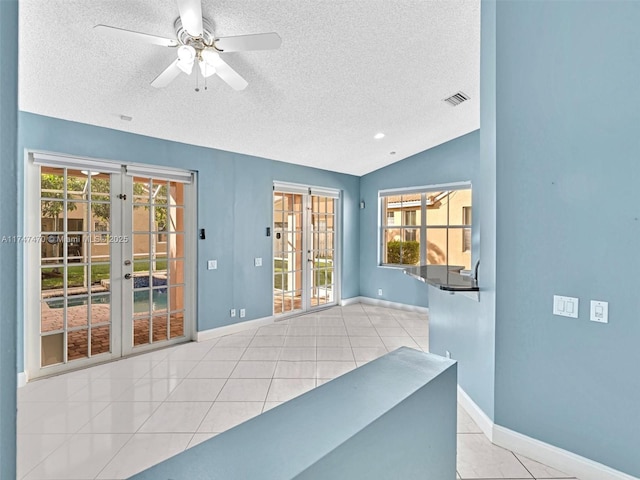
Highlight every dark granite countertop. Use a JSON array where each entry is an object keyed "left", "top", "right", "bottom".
[{"left": 403, "top": 264, "right": 479, "bottom": 292}]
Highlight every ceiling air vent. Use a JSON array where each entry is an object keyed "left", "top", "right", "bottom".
[{"left": 443, "top": 91, "right": 470, "bottom": 107}]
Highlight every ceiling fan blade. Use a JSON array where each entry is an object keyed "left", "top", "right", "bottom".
[
  {"left": 214, "top": 32, "right": 282, "bottom": 52},
  {"left": 94, "top": 25, "right": 178, "bottom": 47},
  {"left": 151, "top": 59, "right": 183, "bottom": 88},
  {"left": 176, "top": 0, "right": 203, "bottom": 36},
  {"left": 206, "top": 53, "right": 248, "bottom": 91}
]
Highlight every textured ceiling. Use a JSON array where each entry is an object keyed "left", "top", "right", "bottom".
[{"left": 19, "top": 0, "right": 480, "bottom": 176}]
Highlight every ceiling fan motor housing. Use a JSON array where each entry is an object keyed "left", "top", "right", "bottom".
[{"left": 174, "top": 17, "right": 216, "bottom": 50}]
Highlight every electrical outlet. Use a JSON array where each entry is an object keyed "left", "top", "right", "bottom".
[
  {"left": 230, "top": 309, "right": 236, "bottom": 317},
  {"left": 240, "top": 309, "right": 246, "bottom": 318},
  {"left": 378, "top": 289, "right": 383, "bottom": 296}
]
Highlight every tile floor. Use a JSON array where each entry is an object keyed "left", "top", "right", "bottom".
[{"left": 17, "top": 303, "right": 578, "bottom": 479}]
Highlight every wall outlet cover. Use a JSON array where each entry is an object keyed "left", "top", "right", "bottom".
[
  {"left": 553, "top": 295, "right": 579, "bottom": 318},
  {"left": 230, "top": 309, "right": 236, "bottom": 317},
  {"left": 590, "top": 300, "right": 608, "bottom": 323},
  {"left": 207, "top": 260, "right": 217, "bottom": 270}
]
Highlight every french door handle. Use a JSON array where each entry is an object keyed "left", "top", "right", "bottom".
[{"left": 124, "top": 273, "right": 132, "bottom": 280}]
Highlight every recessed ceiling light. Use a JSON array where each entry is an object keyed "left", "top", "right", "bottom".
[{"left": 374, "top": 132, "right": 385, "bottom": 140}]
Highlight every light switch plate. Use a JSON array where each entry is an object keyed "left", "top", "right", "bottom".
[
  {"left": 590, "top": 300, "right": 608, "bottom": 323},
  {"left": 254, "top": 257, "right": 262, "bottom": 267},
  {"left": 207, "top": 260, "right": 217, "bottom": 270},
  {"left": 553, "top": 295, "right": 579, "bottom": 318}
]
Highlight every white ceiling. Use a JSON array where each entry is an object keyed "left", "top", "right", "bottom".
[{"left": 19, "top": 0, "right": 480, "bottom": 176}]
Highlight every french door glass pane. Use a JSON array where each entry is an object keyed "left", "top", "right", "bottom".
[
  {"left": 39, "top": 166, "right": 112, "bottom": 367},
  {"left": 130, "top": 178, "right": 186, "bottom": 348}
]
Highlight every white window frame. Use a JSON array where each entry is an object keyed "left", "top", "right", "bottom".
[{"left": 378, "top": 182, "right": 472, "bottom": 267}]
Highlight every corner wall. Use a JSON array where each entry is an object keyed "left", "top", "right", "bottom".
[
  {"left": 493, "top": 1, "right": 640, "bottom": 476},
  {"left": 358, "top": 130, "right": 480, "bottom": 307}
]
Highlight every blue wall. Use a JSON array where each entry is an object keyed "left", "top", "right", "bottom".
[
  {"left": 17, "top": 112, "right": 360, "bottom": 371},
  {"left": 0, "top": 1, "right": 18, "bottom": 478},
  {"left": 358, "top": 130, "right": 480, "bottom": 307},
  {"left": 492, "top": 1, "right": 640, "bottom": 476}
]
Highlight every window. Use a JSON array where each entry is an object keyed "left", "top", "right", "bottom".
[{"left": 379, "top": 185, "right": 472, "bottom": 268}]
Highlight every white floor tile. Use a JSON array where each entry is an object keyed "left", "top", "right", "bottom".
[
  {"left": 287, "top": 325, "right": 317, "bottom": 336},
  {"left": 241, "top": 347, "right": 282, "bottom": 361},
  {"left": 317, "top": 326, "right": 348, "bottom": 336},
  {"left": 17, "top": 433, "right": 71, "bottom": 479},
  {"left": 98, "top": 359, "right": 154, "bottom": 379},
  {"left": 380, "top": 336, "right": 420, "bottom": 350},
  {"left": 187, "top": 432, "right": 218, "bottom": 449},
  {"left": 208, "top": 335, "right": 253, "bottom": 348},
  {"left": 457, "top": 405, "right": 482, "bottom": 434},
  {"left": 198, "top": 401, "right": 263, "bottom": 432},
  {"left": 20, "top": 402, "right": 109, "bottom": 434},
  {"left": 317, "top": 335, "right": 351, "bottom": 347},
  {"left": 249, "top": 335, "right": 286, "bottom": 347},
  {"left": 345, "top": 326, "right": 379, "bottom": 337},
  {"left": 115, "top": 378, "right": 181, "bottom": 402},
  {"left": 316, "top": 361, "right": 357, "bottom": 379},
  {"left": 374, "top": 326, "right": 411, "bottom": 337},
  {"left": 317, "top": 347, "right": 354, "bottom": 361},
  {"left": 256, "top": 325, "right": 289, "bottom": 336},
  {"left": 230, "top": 361, "right": 277, "bottom": 379},
  {"left": 351, "top": 347, "right": 388, "bottom": 362},
  {"left": 18, "top": 377, "right": 88, "bottom": 403},
  {"left": 274, "top": 361, "right": 317, "bottom": 378},
  {"left": 515, "top": 453, "right": 575, "bottom": 478},
  {"left": 216, "top": 379, "right": 271, "bottom": 401},
  {"left": 262, "top": 401, "right": 284, "bottom": 412},
  {"left": 96, "top": 433, "right": 191, "bottom": 479},
  {"left": 187, "top": 360, "right": 238, "bottom": 379},
  {"left": 457, "top": 433, "right": 533, "bottom": 479},
  {"left": 165, "top": 378, "right": 227, "bottom": 402},
  {"left": 348, "top": 336, "right": 386, "bottom": 348},
  {"left": 266, "top": 378, "right": 315, "bottom": 402},
  {"left": 343, "top": 317, "right": 372, "bottom": 327},
  {"left": 78, "top": 401, "right": 161, "bottom": 433},
  {"left": 66, "top": 378, "right": 139, "bottom": 402},
  {"left": 24, "top": 433, "right": 132, "bottom": 480},
  {"left": 279, "top": 347, "right": 316, "bottom": 361},
  {"left": 147, "top": 360, "right": 199, "bottom": 379},
  {"left": 202, "top": 347, "right": 247, "bottom": 361},
  {"left": 283, "top": 335, "right": 316, "bottom": 347},
  {"left": 138, "top": 401, "right": 212, "bottom": 433}
]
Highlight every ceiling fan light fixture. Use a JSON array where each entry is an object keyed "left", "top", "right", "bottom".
[
  {"left": 201, "top": 48, "right": 219, "bottom": 65},
  {"left": 177, "top": 45, "right": 196, "bottom": 62},
  {"left": 199, "top": 59, "right": 216, "bottom": 78}
]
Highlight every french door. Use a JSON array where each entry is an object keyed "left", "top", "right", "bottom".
[
  {"left": 26, "top": 153, "right": 195, "bottom": 379},
  {"left": 272, "top": 183, "right": 339, "bottom": 316}
]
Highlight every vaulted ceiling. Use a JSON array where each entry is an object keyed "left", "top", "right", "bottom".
[{"left": 19, "top": 0, "right": 480, "bottom": 176}]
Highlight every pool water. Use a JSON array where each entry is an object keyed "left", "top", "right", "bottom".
[{"left": 47, "top": 289, "right": 168, "bottom": 313}]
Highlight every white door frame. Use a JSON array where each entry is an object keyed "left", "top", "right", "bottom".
[
  {"left": 24, "top": 150, "right": 197, "bottom": 381},
  {"left": 272, "top": 182, "right": 341, "bottom": 317}
]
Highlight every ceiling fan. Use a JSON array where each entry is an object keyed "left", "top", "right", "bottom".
[{"left": 94, "top": 0, "right": 281, "bottom": 91}]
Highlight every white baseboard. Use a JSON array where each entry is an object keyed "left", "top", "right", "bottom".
[
  {"left": 17, "top": 371, "right": 27, "bottom": 388},
  {"left": 458, "top": 386, "right": 639, "bottom": 480},
  {"left": 340, "top": 296, "right": 429, "bottom": 314},
  {"left": 457, "top": 385, "right": 494, "bottom": 441},
  {"left": 197, "top": 315, "right": 277, "bottom": 342}
]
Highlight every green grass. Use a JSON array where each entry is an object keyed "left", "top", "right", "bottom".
[{"left": 41, "top": 258, "right": 168, "bottom": 290}]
